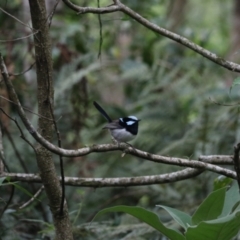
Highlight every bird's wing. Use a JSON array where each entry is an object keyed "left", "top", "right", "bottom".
[{"left": 103, "top": 120, "right": 124, "bottom": 129}]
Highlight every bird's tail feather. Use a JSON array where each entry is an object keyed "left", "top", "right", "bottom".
[{"left": 93, "top": 101, "right": 112, "bottom": 122}]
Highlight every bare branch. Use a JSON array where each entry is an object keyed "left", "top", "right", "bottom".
[
  {"left": 209, "top": 97, "right": 240, "bottom": 107},
  {"left": 62, "top": 0, "right": 240, "bottom": 72},
  {"left": 0, "top": 7, "right": 35, "bottom": 31},
  {"left": 4, "top": 127, "right": 30, "bottom": 173},
  {"left": 62, "top": 0, "right": 120, "bottom": 14},
  {"left": 2, "top": 168, "right": 204, "bottom": 187},
  {"left": 18, "top": 186, "right": 44, "bottom": 210},
  {"left": 0, "top": 108, "right": 36, "bottom": 152},
  {"left": 0, "top": 32, "right": 38, "bottom": 43},
  {"left": 0, "top": 184, "right": 15, "bottom": 219},
  {"left": 199, "top": 155, "right": 233, "bottom": 165},
  {"left": 47, "top": 0, "right": 61, "bottom": 27},
  {"left": 9, "top": 61, "right": 36, "bottom": 77},
  {"left": 0, "top": 95, "right": 53, "bottom": 121},
  {"left": 97, "top": 0, "right": 103, "bottom": 59}
]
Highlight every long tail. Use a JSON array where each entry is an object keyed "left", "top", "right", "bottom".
[{"left": 93, "top": 101, "right": 112, "bottom": 122}]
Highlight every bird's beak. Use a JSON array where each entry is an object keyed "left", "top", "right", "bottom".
[{"left": 138, "top": 119, "right": 141, "bottom": 122}]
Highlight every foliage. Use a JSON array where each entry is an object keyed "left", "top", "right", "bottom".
[{"left": 93, "top": 182, "right": 240, "bottom": 240}]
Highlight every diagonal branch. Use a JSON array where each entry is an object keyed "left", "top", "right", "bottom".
[
  {"left": 18, "top": 186, "right": 44, "bottom": 210},
  {"left": 0, "top": 95, "right": 53, "bottom": 121},
  {"left": 0, "top": 108, "right": 36, "bottom": 152},
  {"left": 62, "top": 0, "right": 240, "bottom": 73},
  {"left": 0, "top": 7, "right": 35, "bottom": 31}
]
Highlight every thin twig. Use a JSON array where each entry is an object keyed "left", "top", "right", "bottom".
[
  {"left": 4, "top": 127, "right": 30, "bottom": 173},
  {"left": 0, "top": 32, "right": 38, "bottom": 43},
  {"left": 0, "top": 108, "right": 36, "bottom": 152},
  {"left": 9, "top": 61, "right": 36, "bottom": 77},
  {"left": 0, "top": 122, "right": 15, "bottom": 219},
  {"left": 18, "top": 186, "right": 44, "bottom": 210},
  {"left": 0, "top": 7, "right": 35, "bottom": 31},
  {"left": 0, "top": 95, "right": 53, "bottom": 121},
  {"left": 97, "top": 0, "right": 103, "bottom": 59},
  {"left": 0, "top": 184, "right": 15, "bottom": 219},
  {"left": 209, "top": 97, "right": 240, "bottom": 107},
  {"left": 47, "top": 0, "right": 61, "bottom": 27}
]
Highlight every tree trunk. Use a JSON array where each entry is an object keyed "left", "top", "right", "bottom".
[
  {"left": 167, "top": 0, "right": 188, "bottom": 31},
  {"left": 28, "top": 0, "right": 73, "bottom": 239},
  {"left": 229, "top": 0, "right": 240, "bottom": 60}
]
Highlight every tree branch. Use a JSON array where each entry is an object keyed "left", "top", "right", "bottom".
[
  {"left": 62, "top": 0, "right": 240, "bottom": 72},
  {"left": 62, "top": 0, "right": 120, "bottom": 14},
  {"left": 0, "top": 7, "right": 35, "bottom": 31},
  {"left": 2, "top": 168, "right": 205, "bottom": 187},
  {"left": 18, "top": 186, "right": 44, "bottom": 210},
  {"left": 199, "top": 155, "right": 233, "bottom": 165}
]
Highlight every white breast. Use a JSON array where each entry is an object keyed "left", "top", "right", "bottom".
[{"left": 110, "top": 128, "right": 136, "bottom": 142}]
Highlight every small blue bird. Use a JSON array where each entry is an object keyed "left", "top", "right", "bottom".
[{"left": 93, "top": 101, "right": 140, "bottom": 143}]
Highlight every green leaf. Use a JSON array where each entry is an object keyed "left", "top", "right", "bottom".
[
  {"left": 220, "top": 181, "right": 240, "bottom": 217},
  {"left": 192, "top": 187, "right": 226, "bottom": 225},
  {"left": 93, "top": 205, "right": 185, "bottom": 240},
  {"left": 186, "top": 211, "right": 240, "bottom": 240},
  {"left": 0, "top": 177, "right": 6, "bottom": 185},
  {"left": 229, "top": 77, "right": 240, "bottom": 95},
  {"left": 213, "top": 176, "right": 232, "bottom": 191},
  {"left": 156, "top": 205, "right": 192, "bottom": 230}
]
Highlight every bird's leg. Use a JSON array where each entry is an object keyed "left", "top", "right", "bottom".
[{"left": 111, "top": 136, "right": 119, "bottom": 145}]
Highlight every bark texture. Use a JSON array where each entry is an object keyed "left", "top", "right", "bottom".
[
  {"left": 167, "top": 0, "right": 188, "bottom": 31},
  {"left": 229, "top": 0, "right": 240, "bottom": 59},
  {"left": 28, "top": 0, "right": 73, "bottom": 239}
]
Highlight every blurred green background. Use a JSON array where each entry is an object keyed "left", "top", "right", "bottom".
[{"left": 0, "top": 0, "right": 239, "bottom": 239}]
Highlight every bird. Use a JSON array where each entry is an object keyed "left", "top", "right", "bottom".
[{"left": 93, "top": 101, "right": 140, "bottom": 143}]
